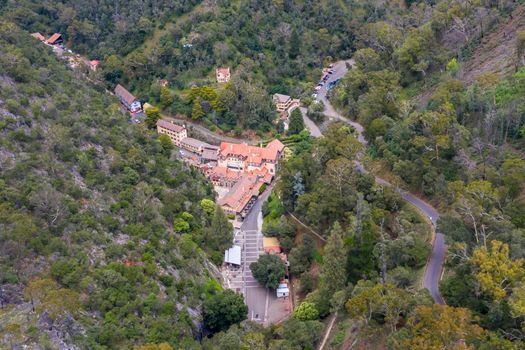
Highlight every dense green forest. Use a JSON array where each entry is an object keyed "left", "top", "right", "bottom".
[
  {"left": 0, "top": 21, "right": 241, "bottom": 348},
  {"left": 2, "top": 0, "right": 525, "bottom": 348},
  {"left": 5, "top": 0, "right": 357, "bottom": 133}
]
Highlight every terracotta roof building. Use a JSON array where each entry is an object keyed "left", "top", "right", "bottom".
[
  {"left": 89, "top": 60, "right": 100, "bottom": 71},
  {"left": 218, "top": 140, "right": 285, "bottom": 175},
  {"left": 218, "top": 176, "right": 261, "bottom": 217},
  {"left": 216, "top": 67, "right": 231, "bottom": 83},
  {"left": 157, "top": 119, "right": 187, "bottom": 146},
  {"left": 46, "top": 33, "right": 63, "bottom": 45},
  {"left": 115, "top": 84, "right": 142, "bottom": 113}
]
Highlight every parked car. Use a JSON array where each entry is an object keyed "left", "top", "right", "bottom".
[
  {"left": 328, "top": 70, "right": 334, "bottom": 74},
  {"left": 328, "top": 64, "right": 334, "bottom": 68}
]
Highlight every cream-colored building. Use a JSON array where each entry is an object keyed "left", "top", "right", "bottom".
[
  {"left": 156, "top": 119, "right": 187, "bottom": 146},
  {"left": 273, "top": 93, "right": 293, "bottom": 113}
]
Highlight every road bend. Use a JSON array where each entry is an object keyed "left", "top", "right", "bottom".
[{"left": 309, "top": 60, "right": 446, "bottom": 305}]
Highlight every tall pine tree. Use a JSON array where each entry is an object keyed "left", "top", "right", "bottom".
[
  {"left": 316, "top": 221, "right": 347, "bottom": 315},
  {"left": 288, "top": 108, "right": 305, "bottom": 135},
  {"left": 206, "top": 205, "right": 234, "bottom": 262}
]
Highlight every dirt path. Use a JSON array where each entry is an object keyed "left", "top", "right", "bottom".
[{"left": 318, "top": 312, "right": 338, "bottom": 350}]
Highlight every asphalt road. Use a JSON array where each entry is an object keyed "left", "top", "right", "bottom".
[
  {"left": 310, "top": 60, "right": 446, "bottom": 305},
  {"left": 240, "top": 187, "right": 276, "bottom": 324},
  {"left": 299, "top": 107, "right": 322, "bottom": 138}
]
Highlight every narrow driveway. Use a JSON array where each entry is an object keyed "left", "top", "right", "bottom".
[
  {"left": 300, "top": 107, "right": 322, "bottom": 138},
  {"left": 312, "top": 60, "right": 446, "bottom": 305}
]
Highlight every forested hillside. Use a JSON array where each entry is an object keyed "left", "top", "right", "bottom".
[
  {"left": 0, "top": 21, "right": 238, "bottom": 349},
  {"left": 1, "top": 0, "right": 525, "bottom": 348},
  {"left": 5, "top": 0, "right": 357, "bottom": 133}
]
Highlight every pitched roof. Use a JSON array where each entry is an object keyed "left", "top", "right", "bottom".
[
  {"left": 89, "top": 60, "right": 100, "bottom": 67},
  {"left": 202, "top": 148, "right": 218, "bottom": 161},
  {"left": 218, "top": 176, "right": 258, "bottom": 212},
  {"left": 115, "top": 84, "right": 137, "bottom": 104},
  {"left": 216, "top": 67, "right": 230, "bottom": 77},
  {"left": 273, "top": 93, "right": 291, "bottom": 103},
  {"left": 219, "top": 141, "right": 282, "bottom": 163},
  {"left": 31, "top": 32, "right": 45, "bottom": 41},
  {"left": 46, "top": 33, "right": 62, "bottom": 44},
  {"left": 157, "top": 119, "right": 185, "bottom": 133},
  {"left": 266, "top": 139, "right": 285, "bottom": 153},
  {"left": 206, "top": 166, "right": 242, "bottom": 182},
  {"left": 181, "top": 137, "right": 208, "bottom": 149}
]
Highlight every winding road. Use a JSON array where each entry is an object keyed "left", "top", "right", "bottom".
[{"left": 310, "top": 60, "right": 446, "bottom": 305}]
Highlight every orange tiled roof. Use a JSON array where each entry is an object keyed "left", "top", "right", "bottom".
[
  {"left": 218, "top": 176, "right": 259, "bottom": 213},
  {"left": 46, "top": 33, "right": 62, "bottom": 44},
  {"left": 266, "top": 139, "right": 285, "bottom": 153},
  {"left": 219, "top": 141, "right": 283, "bottom": 163},
  {"left": 216, "top": 67, "right": 230, "bottom": 77}
]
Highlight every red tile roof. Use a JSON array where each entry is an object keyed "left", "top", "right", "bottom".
[
  {"left": 266, "top": 139, "right": 285, "bottom": 153},
  {"left": 218, "top": 176, "right": 259, "bottom": 213},
  {"left": 46, "top": 33, "right": 62, "bottom": 45},
  {"left": 219, "top": 141, "right": 283, "bottom": 164},
  {"left": 90, "top": 60, "right": 100, "bottom": 67},
  {"left": 216, "top": 67, "right": 230, "bottom": 79},
  {"left": 157, "top": 119, "right": 185, "bottom": 133}
]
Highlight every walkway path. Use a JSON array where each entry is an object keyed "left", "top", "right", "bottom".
[{"left": 308, "top": 60, "right": 446, "bottom": 305}]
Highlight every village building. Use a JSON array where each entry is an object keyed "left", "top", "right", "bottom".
[
  {"left": 218, "top": 176, "right": 262, "bottom": 218},
  {"left": 216, "top": 67, "right": 231, "bottom": 83},
  {"left": 159, "top": 79, "right": 169, "bottom": 87},
  {"left": 115, "top": 84, "right": 142, "bottom": 114},
  {"left": 181, "top": 137, "right": 209, "bottom": 154},
  {"left": 273, "top": 94, "right": 293, "bottom": 113},
  {"left": 89, "top": 60, "right": 100, "bottom": 71},
  {"left": 156, "top": 119, "right": 187, "bottom": 147},
  {"left": 31, "top": 32, "right": 45, "bottom": 41},
  {"left": 206, "top": 166, "right": 242, "bottom": 188},
  {"left": 273, "top": 93, "right": 301, "bottom": 119},
  {"left": 46, "top": 33, "right": 63, "bottom": 45},
  {"left": 263, "top": 237, "right": 281, "bottom": 255},
  {"left": 218, "top": 139, "right": 285, "bottom": 175},
  {"left": 224, "top": 245, "right": 242, "bottom": 266},
  {"left": 201, "top": 147, "right": 219, "bottom": 164}
]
